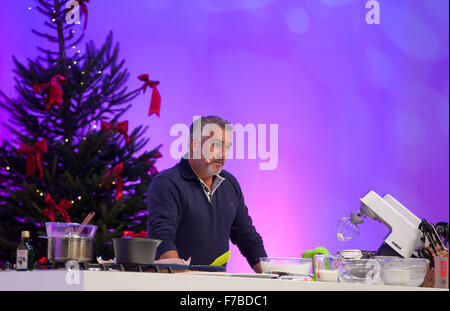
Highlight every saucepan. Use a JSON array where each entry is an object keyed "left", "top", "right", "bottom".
[
  {"left": 45, "top": 222, "right": 97, "bottom": 263},
  {"left": 113, "top": 237, "right": 162, "bottom": 264}
]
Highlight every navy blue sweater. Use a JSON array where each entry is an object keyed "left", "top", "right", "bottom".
[{"left": 147, "top": 158, "right": 267, "bottom": 268}]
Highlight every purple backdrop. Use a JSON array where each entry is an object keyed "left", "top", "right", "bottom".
[{"left": 0, "top": 0, "right": 448, "bottom": 273}]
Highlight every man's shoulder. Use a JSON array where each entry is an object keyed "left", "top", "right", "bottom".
[
  {"left": 151, "top": 163, "right": 183, "bottom": 184},
  {"left": 219, "top": 169, "right": 240, "bottom": 186}
]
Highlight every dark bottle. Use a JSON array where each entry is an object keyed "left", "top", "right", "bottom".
[{"left": 16, "top": 231, "right": 35, "bottom": 271}]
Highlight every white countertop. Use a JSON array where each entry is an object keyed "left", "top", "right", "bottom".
[{"left": 0, "top": 270, "right": 447, "bottom": 291}]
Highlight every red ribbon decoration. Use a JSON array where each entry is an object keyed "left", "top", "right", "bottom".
[
  {"left": 33, "top": 75, "right": 67, "bottom": 111},
  {"left": 138, "top": 74, "right": 161, "bottom": 117},
  {"left": 76, "top": 0, "right": 89, "bottom": 30},
  {"left": 104, "top": 162, "right": 124, "bottom": 201},
  {"left": 18, "top": 139, "right": 48, "bottom": 178},
  {"left": 147, "top": 152, "right": 162, "bottom": 176},
  {"left": 43, "top": 194, "right": 72, "bottom": 223},
  {"left": 122, "top": 230, "right": 147, "bottom": 238},
  {"left": 101, "top": 120, "right": 130, "bottom": 144},
  {"left": 37, "top": 256, "right": 49, "bottom": 264},
  {"left": 148, "top": 165, "right": 158, "bottom": 177}
]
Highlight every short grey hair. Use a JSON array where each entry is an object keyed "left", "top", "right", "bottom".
[{"left": 189, "top": 115, "right": 233, "bottom": 139}]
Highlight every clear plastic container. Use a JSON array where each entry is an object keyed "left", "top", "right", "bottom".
[
  {"left": 45, "top": 222, "right": 97, "bottom": 238},
  {"left": 377, "top": 258, "right": 429, "bottom": 287},
  {"left": 314, "top": 254, "right": 340, "bottom": 282},
  {"left": 260, "top": 257, "right": 313, "bottom": 276},
  {"left": 338, "top": 259, "right": 381, "bottom": 284}
]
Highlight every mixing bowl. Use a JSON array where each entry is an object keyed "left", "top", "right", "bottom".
[
  {"left": 377, "top": 257, "right": 429, "bottom": 287},
  {"left": 338, "top": 259, "right": 381, "bottom": 284}
]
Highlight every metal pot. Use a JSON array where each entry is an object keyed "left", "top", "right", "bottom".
[
  {"left": 113, "top": 238, "right": 162, "bottom": 264},
  {"left": 48, "top": 236, "right": 94, "bottom": 263},
  {"left": 45, "top": 222, "right": 97, "bottom": 263}
]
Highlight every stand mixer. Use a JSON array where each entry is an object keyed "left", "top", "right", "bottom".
[{"left": 337, "top": 191, "right": 423, "bottom": 258}]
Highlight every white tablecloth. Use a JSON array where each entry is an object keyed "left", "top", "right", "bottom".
[{"left": 0, "top": 270, "right": 446, "bottom": 291}]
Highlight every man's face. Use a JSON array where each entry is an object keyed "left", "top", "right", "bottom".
[{"left": 192, "top": 124, "right": 232, "bottom": 176}]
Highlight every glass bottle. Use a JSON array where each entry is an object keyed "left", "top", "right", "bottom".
[{"left": 16, "top": 231, "right": 35, "bottom": 271}]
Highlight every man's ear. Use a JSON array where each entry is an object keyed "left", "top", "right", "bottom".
[{"left": 190, "top": 138, "right": 201, "bottom": 159}]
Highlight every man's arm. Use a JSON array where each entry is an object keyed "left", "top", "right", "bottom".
[
  {"left": 229, "top": 179, "right": 267, "bottom": 273},
  {"left": 147, "top": 176, "right": 182, "bottom": 259}
]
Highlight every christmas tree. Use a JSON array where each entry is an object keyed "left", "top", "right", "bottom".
[{"left": 0, "top": 0, "right": 162, "bottom": 263}]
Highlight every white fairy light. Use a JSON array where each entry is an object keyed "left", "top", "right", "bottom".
[{"left": 6, "top": 166, "right": 10, "bottom": 170}]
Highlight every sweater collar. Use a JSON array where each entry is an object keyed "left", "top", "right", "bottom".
[
  {"left": 179, "top": 155, "right": 225, "bottom": 181},
  {"left": 179, "top": 157, "right": 197, "bottom": 180}
]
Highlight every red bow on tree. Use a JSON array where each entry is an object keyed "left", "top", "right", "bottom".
[
  {"left": 43, "top": 194, "right": 72, "bottom": 223},
  {"left": 101, "top": 120, "right": 130, "bottom": 144},
  {"left": 104, "top": 162, "right": 124, "bottom": 201},
  {"left": 122, "top": 230, "right": 148, "bottom": 238},
  {"left": 18, "top": 138, "right": 48, "bottom": 178},
  {"left": 76, "top": 0, "right": 89, "bottom": 30},
  {"left": 37, "top": 256, "right": 49, "bottom": 264},
  {"left": 147, "top": 151, "right": 162, "bottom": 176},
  {"left": 148, "top": 164, "right": 158, "bottom": 177},
  {"left": 33, "top": 75, "right": 67, "bottom": 111},
  {"left": 138, "top": 74, "right": 161, "bottom": 117}
]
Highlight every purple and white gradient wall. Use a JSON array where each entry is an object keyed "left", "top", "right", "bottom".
[{"left": 0, "top": 0, "right": 448, "bottom": 273}]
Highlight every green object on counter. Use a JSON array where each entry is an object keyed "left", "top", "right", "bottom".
[
  {"left": 210, "top": 250, "right": 230, "bottom": 266},
  {"left": 301, "top": 246, "right": 330, "bottom": 281}
]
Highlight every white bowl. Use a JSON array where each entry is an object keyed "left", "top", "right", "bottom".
[{"left": 378, "top": 258, "right": 429, "bottom": 287}]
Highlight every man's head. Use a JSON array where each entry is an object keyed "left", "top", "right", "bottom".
[{"left": 189, "top": 115, "right": 233, "bottom": 176}]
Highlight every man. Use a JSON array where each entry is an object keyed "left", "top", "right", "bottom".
[{"left": 147, "top": 116, "right": 267, "bottom": 273}]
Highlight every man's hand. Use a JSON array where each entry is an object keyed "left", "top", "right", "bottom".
[
  {"left": 159, "top": 249, "right": 180, "bottom": 259},
  {"left": 252, "top": 262, "right": 263, "bottom": 273}
]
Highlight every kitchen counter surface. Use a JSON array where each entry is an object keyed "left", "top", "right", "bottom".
[{"left": 0, "top": 270, "right": 447, "bottom": 291}]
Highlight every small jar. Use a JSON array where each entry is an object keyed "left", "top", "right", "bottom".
[{"left": 314, "top": 254, "right": 340, "bottom": 282}]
